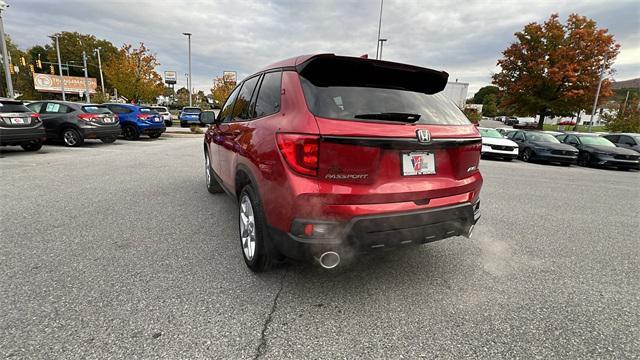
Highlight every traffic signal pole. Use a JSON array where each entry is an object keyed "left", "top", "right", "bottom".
[{"left": 0, "top": 3, "right": 14, "bottom": 98}]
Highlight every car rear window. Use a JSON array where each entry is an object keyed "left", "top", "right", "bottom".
[
  {"left": 0, "top": 101, "right": 31, "bottom": 113},
  {"left": 151, "top": 107, "right": 168, "bottom": 112},
  {"left": 82, "top": 105, "right": 112, "bottom": 114},
  {"left": 299, "top": 76, "right": 470, "bottom": 125},
  {"left": 139, "top": 107, "right": 157, "bottom": 113},
  {"left": 183, "top": 107, "right": 201, "bottom": 113}
]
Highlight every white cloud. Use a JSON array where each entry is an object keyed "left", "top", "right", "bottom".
[{"left": 4, "top": 0, "right": 639, "bottom": 96}]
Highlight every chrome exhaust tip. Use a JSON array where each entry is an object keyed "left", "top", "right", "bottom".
[
  {"left": 463, "top": 224, "right": 475, "bottom": 239},
  {"left": 316, "top": 251, "right": 340, "bottom": 269}
]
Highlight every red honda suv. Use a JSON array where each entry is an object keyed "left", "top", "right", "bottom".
[{"left": 203, "top": 54, "right": 482, "bottom": 271}]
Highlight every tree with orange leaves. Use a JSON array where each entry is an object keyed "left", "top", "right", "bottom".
[
  {"left": 492, "top": 14, "right": 620, "bottom": 129},
  {"left": 103, "top": 43, "right": 165, "bottom": 103}
]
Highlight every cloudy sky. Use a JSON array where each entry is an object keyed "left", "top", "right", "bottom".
[{"left": 5, "top": 0, "right": 639, "bottom": 96}]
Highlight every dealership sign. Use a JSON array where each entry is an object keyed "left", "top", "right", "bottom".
[
  {"left": 33, "top": 73, "right": 97, "bottom": 94},
  {"left": 164, "top": 71, "right": 177, "bottom": 84}
]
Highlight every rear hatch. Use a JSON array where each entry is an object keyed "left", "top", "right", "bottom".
[
  {"left": 81, "top": 105, "right": 117, "bottom": 125},
  {"left": 139, "top": 107, "right": 163, "bottom": 123},
  {"left": 0, "top": 100, "right": 38, "bottom": 128},
  {"left": 297, "top": 55, "right": 481, "bottom": 202}
]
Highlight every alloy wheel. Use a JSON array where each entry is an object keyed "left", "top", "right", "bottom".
[
  {"left": 239, "top": 194, "right": 256, "bottom": 261},
  {"left": 64, "top": 130, "right": 78, "bottom": 146}
]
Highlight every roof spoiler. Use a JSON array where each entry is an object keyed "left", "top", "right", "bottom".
[{"left": 295, "top": 54, "right": 449, "bottom": 94}]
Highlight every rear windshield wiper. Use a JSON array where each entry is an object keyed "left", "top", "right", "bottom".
[{"left": 353, "top": 112, "right": 421, "bottom": 123}]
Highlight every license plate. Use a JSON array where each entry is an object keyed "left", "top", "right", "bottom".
[
  {"left": 11, "top": 117, "right": 25, "bottom": 124},
  {"left": 402, "top": 151, "right": 436, "bottom": 176}
]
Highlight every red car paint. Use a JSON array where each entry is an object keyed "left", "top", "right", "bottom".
[{"left": 204, "top": 54, "right": 482, "bottom": 268}]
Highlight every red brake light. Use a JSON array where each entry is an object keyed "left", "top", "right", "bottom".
[
  {"left": 30, "top": 113, "right": 40, "bottom": 119},
  {"left": 137, "top": 113, "right": 149, "bottom": 119},
  {"left": 276, "top": 133, "right": 320, "bottom": 176},
  {"left": 78, "top": 113, "right": 98, "bottom": 121}
]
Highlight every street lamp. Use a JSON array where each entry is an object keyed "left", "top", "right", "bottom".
[
  {"left": 95, "top": 47, "right": 105, "bottom": 94},
  {"left": 378, "top": 38, "right": 388, "bottom": 60},
  {"left": 0, "top": 0, "right": 14, "bottom": 98},
  {"left": 182, "top": 32, "right": 192, "bottom": 106},
  {"left": 48, "top": 35, "right": 66, "bottom": 101},
  {"left": 375, "top": 0, "right": 384, "bottom": 60}
]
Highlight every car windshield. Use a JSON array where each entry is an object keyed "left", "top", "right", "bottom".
[
  {"left": 527, "top": 133, "right": 560, "bottom": 143},
  {"left": 479, "top": 128, "right": 504, "bottom": 138},
  {"left": 183, "top": 107, "right": 201, "bottom": 114},
  {"left": 579, "top": 136, "right": 616, "bottom": 147},
  {"left": 82, "top": 105, "right": 112, "bottom": 114},
  {"left": 299, "top": 76, "right": 470, "bottom": 125}
]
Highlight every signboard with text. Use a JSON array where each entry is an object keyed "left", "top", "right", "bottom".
[
  {"left": 33, "top": 73, "right": 97, "bottom": 94},
  {"left": 164, "top": 71, "right": 177, "bottom": 84}
]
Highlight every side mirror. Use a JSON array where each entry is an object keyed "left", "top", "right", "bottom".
[{"left": 200, "top": 111, "right": 217, "bottom": 124}]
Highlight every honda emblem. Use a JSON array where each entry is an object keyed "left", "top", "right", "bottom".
[{"left": 416, "top": 129, "right": 431, "bottom": 143}]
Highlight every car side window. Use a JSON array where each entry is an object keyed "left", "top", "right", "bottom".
[
  {"left": 514, "top": 132, "right": 525, "bottom": 141},
  {"left": 566, "top": 135, "right": 579, "bottom": 144},
  {"left": 219, "top": 86, "right": 242, "bottom": 123},
  {"left": 605, "top": 135, "right": 619, "bottom": 143},
  {"left": 109, "top": 105, "right": 131, "bottom": 114},
  {"left": 556, "top": 134, "right": 567, "bottom": 142},
  {"left": 232, "top": 75, "right": 261, "bottom": 121},
  {"left": 620, "top": 136, "right": 635, "bottom": 145},
  {"left": 27, "top": 102, "right": 44, "bottom": 113},
  {"left": 253, "top": 71, "right": 282, "bottom": 118},
  {"left": 44, "top": 103, "right": 69, "bottom": 114}
]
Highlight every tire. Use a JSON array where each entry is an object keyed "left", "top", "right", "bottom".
[
  {"left": 165, "top": 120, "right": 173, "bottom": 127},
  {"left": 21, "top": 140, "right": 43, "bottom": 152},
  {"left": 204, "top": 150, "right": 224, "bottom": 194},
  {"left": 61, "top": 127, "right": 84, "bottom": 147},
  {"left": 577, "top": 152, "right": 590, "bottom": 167},
  {"left": 503, "top": 157, "right": 513, "bottom": 162},
  {"left": 100, "top": 136, "right": 117, "bottom": 144},
  {"left": 521, "top": 148, "right": 533, "bottom": 162},
  {"left": 148, "top": 133, "right": 162, "bottom": 139},
  {"left": 238, "top": 185, "right": 276, "bottom": 272},
  {"left": 122, "top": 125, "right": 140, "bottom": 140},
  {"left": 180, "top": 121, "right": 188, "bottom": 128}
]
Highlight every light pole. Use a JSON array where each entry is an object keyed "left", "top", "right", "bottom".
[
  {"left": 588, "top": 53, "right": 608, "bottom": 132},
  {"left": 50, "top": 35, "right": 66, "bottom": 101},
  {"left": 0, "top": 0, "right": 14, "bottom": 98},
  {"left": 375, "top": 0, "right": 384, "bottom": 60},
  {"left": 81, "top": 50, "right": 90, "bottom": 103},
  {"left": 378, "top": 38, "right": 388, "bottom": 60},
  {"left": 182, "top": 32, "right": 192, "bottom": 106},
  {"left": 95, "top": 47, "right": 104, "bottom": 93}
]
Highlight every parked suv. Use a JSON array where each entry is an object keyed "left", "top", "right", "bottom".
[
  {"left": 179, "top": 107, "right": 202, "bottom": 127},
  {"left": 26, "top": 101, "right": 120, "bottom": 147},
  {"left": 202, "top": 54, "right": 482, "bottom": 271},
  {"left": 0, "top": 98, "right": 46, "bottom": 151},
  {"left": 150, "top": 106, "right": 173, "bottom": 127},
  {"left": 104, "top": 103, "right": 165, "bottom": 140}
]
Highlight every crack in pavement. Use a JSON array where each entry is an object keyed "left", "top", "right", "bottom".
[{"left": 253, "top": 270, "right": 286, "bottom": 360}]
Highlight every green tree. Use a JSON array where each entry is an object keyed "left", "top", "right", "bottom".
[
  {"left": 604, "top": 94, "right": 640, "bottom": 133},
  {"left": 492, "top": 14, "right": 620, "bottom": 129},
  {"left": 472, "top": 86, "right": 499, "bottom": 104},
  {"left": 482, "top": 94, "right": 498, "bottom": 117},
  {"left": 103, "top": 43, "right": 164, "bottom": 103}
]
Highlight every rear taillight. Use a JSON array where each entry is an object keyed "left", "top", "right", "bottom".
[
  {"left": 276, "top": 133, "right": 319, "bottom": 176},
  {"left": 78, "top": 113, "right": 99, "bottom": 121},
  {"left": 137, "top": 113, "right": 150, "bottom": 120},
  {"left": 30, "top": 113, "right": 41, "bottom": 122}
]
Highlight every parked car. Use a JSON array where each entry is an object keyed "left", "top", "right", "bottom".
[
  {"left": 602, "top": 133, "right": 640, "bottom": 153},
  {"left": 26, "top": 101, "right": 120, "bottom": 147},
  {"left": 0, "top": 98, "right": 46, "bottom": 151},
  {"left": 202, "top": 54, "right": 482, "bottom": 271},
  {"left": 104, "top": 103, "right": 165, "bottom": 140},
  {"left": 150, "top": 106, "right": 172, "bottom": 127},
  {"left": 504, "top": 117, "right": 519, "bottom": 126},
  {"left": 478, "top": 127, "right": 518, "bottom": 160},
  {"left": 556, "top": 133, "right": 640, "bottom": 169},
  {"left": 495, "top": 127, "right": 516, "bottom": 137},
  {"left": 507, "top": 130, "right": 578, "bottom": 165},
  {"left": 512, "top": 117, "right": 538, "bottom": 129},
  {"left": 179, "top": 107, "right": 202, "bottom": 127}
]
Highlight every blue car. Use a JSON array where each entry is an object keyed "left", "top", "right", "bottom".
[
  {"left": 104, "top": 103, "right": 166, "bottom": 140},
  {"left": 179, "top": 107, "right": 203, "bottom": 127}
]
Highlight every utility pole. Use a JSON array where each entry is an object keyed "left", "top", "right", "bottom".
[
  {"left": 375, "top": 0, "right": 384, "bottom": 60},
  {"left": 378, "top": 38, "right": 388, "bottom": 60},
  {"left": 52, "top": 35, "right": 66, "bottom": 101},
  {"left": 0, "top": 0, "right": 14, "bottom": 98},
  {"left": 95, "top": 47, "right": 104, "bottom": 93},
  {"left": 82, "top": 50, "right": 90, "bottom": 103},
  {"left": 182, "top": 32, "right": 192, "bottom": 106},
  {"left": 588, "top": 53, "right": 607, "bottom": 132}
]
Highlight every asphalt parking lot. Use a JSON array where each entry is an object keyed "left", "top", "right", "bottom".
[{"left": 1, "top": 136, "right": 638, "bottom": 359}]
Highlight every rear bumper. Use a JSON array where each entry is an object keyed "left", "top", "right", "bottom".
[
  {"left": 268, "top": 200, "right": 481, "bottom": 260},
  {"left": 0, "top": 126, "right": 47, "bottom": 146},
  {"left": 80, "top": 126, "right": 121, "bottom": 139},
  {"left": 137, "top": 122, "right": 166, "bottom": 134}
]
